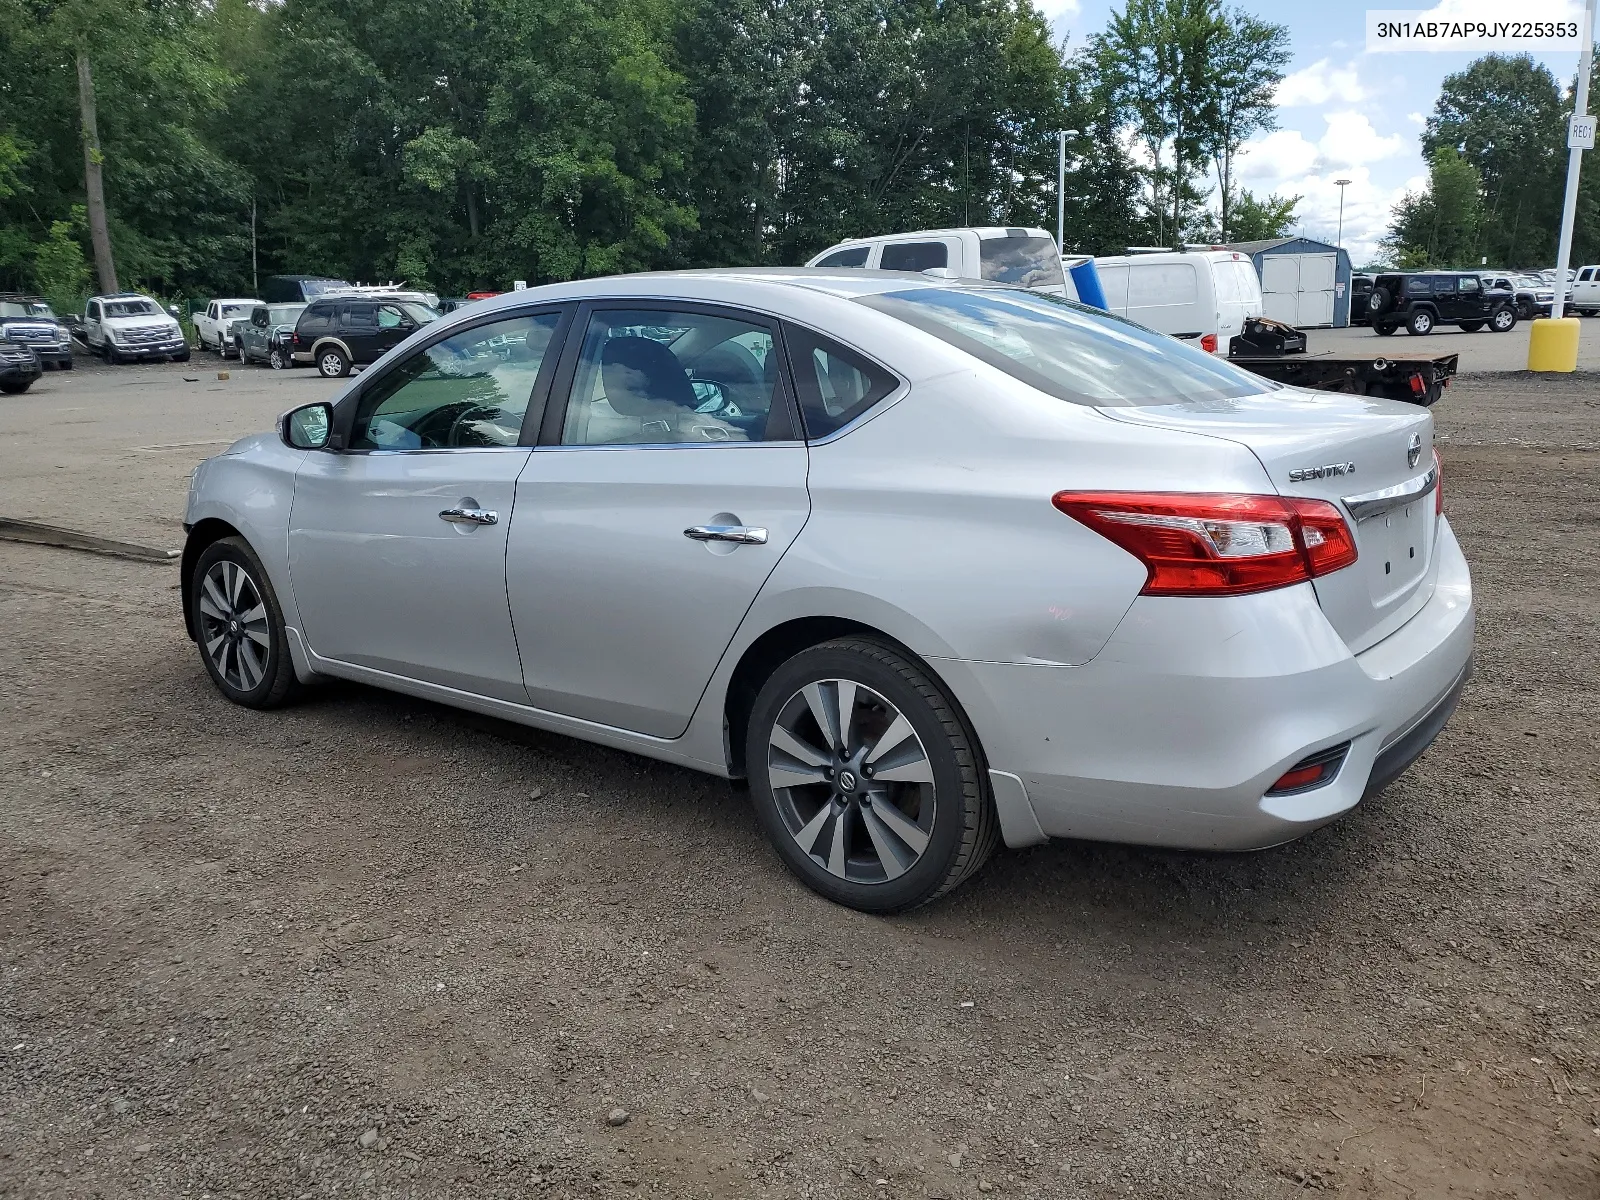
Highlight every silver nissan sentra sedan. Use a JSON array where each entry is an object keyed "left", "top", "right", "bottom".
[{"left": 182, "top": 269, "right": 1474, "bottom": 912}]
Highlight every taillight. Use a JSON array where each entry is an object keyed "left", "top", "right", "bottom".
[
  {"left": 1409, "top": 373, "right": 1426, "bottom": 396},
  {"left": 1200, "top": 333, "right": 1218, "bottom": 353},
  {"left": 1434, "top": 449, "right": 1442, "bottom": 514},
  {"left": 1051, "top": 492, "right": 1358, "bottom": 597}
]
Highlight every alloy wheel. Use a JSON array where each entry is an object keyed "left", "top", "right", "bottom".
[
  {"left": 197, "top": 559, "right": 271, "bottom": 692},
  {"left": 767, "top": 679, "right": 936, "bottom": 884},
  {"left": 269, "top": 347, "right": 286, "bottom": 370},
  {"left": 319, "top": 351, "right": 343, "bottom": 377}
]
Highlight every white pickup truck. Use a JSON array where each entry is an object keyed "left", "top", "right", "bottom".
[
  {"left": 81, "top": 293, "right": 190, "bottom": 364},
  {"left": 1567, "top": 265, "right": 1600, "bottom": 316},
  {"left": 805, "top": 227, "right": 1072, "bottom": 296},
  {"left": 194, "top": 298, "right": 261, "bottom": 355}
]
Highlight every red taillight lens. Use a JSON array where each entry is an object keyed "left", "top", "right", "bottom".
[
  {"left": 1051, "top": 492, "right": 1359, "bottom": 597},
  {"left": 1271, "top": 763, "right": 1326, "bottom": 791},
  {"left": 1201, "top": 333, "right": 1218, "bottom": 353},
  {"left": 1433, "top": 449, "right": 1442, "bottom": 514},
  {"left": 1409, "top": 372, "right": 1426, "bottom": 396}
]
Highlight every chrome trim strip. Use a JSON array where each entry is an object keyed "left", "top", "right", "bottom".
[{"left": 1342, "top": 465, "right": 1437, "bottom": 520}]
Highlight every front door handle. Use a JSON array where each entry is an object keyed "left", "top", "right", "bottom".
[
  {"left": 684, "top": 524, "right": 768, "bottom": 545},
  {"left": 440, "top": 506, "right": 498, "bottom": 526}
]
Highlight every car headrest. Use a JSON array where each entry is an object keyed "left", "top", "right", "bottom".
[{"left": 601, "top": 336, "right": 696, "bottom": 416}]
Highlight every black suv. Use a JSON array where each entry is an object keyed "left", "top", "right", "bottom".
[
  {"left": 0, "top": 292, "right": 73, "bottom": 368},
  {"left": 291, "top": 294, "right": 440, "bottom": 377},
  {"left": 1367, "top": 272, "right": 1518, "bottom": 336}
]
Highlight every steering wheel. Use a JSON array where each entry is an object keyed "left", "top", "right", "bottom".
[{"left": 447, "top": 402, "right": 518, "bottom": 447}]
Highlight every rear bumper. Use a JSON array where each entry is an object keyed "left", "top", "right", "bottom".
[
  {"left": 934, "top": 518, "right": 1475, "bottom": 851},
  {"left": 0, "top": 360, "right": 41, "bottom": 384}
]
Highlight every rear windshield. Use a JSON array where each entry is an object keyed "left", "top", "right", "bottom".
[
  {"left": 301, "top": 279, "right": 351, "bottom": 298},
  {"left": 978, "top": 236, "right": 1065, "bottom": 289},
  {"left": 860, "top": 286, "right": 1271, "bottom": 407}
]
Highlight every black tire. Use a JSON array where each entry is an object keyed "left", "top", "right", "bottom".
[
  {"left": 1459, "top": 321, "right": 1484, "bottom": 332},
  {"left": 172, "top": 349, "right": 191, "bottom": 363},
  {"left": 1407, "top": 309, "right": 1434, "bottom": 336},
  {"left": 316, "top": 345, "right": 350, "bottom": 378},
  {"left": 745, "top": 637, "right": 999, "bottom": 913},
  {"left": 0, "top": 380, "right": 31, "bottom": 394},
  {"left": 190, "top": 536, "right": 301, "bottom": 709},
  {"left": 268, "top": 345, "right": 288, "bottom": 371},
  {"left": 59, "top": 359, "right": 73, "bottom": 370},
  {"left": 101, "top": 341, "right": 120, "bottom": 364},
  {"left": 1490, "top": 307, "right": 1517, "bottom": 333},
  {"left": 1375, "top": 322, "right": 1397, "bottom": 336},
  {"left": 1368, "top": 287, "right": 1393, "bottom": 317}
]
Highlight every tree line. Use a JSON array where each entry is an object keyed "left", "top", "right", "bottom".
[
  {"left": 1, "top": 0, "right": 1300, "bottom": 309},
  {"left": 1385, "top": 51, "right": 1600, "bottom": 271}
]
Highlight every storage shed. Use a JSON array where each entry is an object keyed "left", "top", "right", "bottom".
[{"left": 1227, "top": 236, "right": 1353, "bottom": 329}]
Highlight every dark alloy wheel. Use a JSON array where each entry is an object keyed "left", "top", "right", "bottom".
[
  {"left": 191, "top": 536, "right": 301, "bottom": 708},
  {"left": 746, "top": 637, "right": 998, "bottom": 913}
]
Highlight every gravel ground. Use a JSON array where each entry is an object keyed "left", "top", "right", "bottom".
[{"left": 1, "top": 366, "right": 1597, "bottom": 1198}]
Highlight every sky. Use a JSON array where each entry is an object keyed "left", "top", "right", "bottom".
[{"left": 1042, "top": 0, "right": 1592, "bottom": 266}]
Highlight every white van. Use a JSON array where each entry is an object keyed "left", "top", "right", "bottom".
[
  {"left": 1092, "top": 250, "right": 1262, "bottom": 355},
  {"left": 806, "top": 227, "right": 1072, "bottom": 298}
]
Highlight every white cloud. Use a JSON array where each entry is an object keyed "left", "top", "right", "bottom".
[
  {"left": 1238, "top": 129, "right": 1320, "bottom": 186},
  {"left": 1035, "top": 0, "right": 1080, "bottom": 24},
  {"left": 1276, "top": 58, "right": 1369, "bottom": 107},
  {"left": 1318, "top": 111, "right": 1408, "bottom": 169},
  {"left": 1406, "top": 112, "right": 1426, "bottom": 126}
]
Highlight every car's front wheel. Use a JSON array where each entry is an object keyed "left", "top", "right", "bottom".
[
  {"left": 191, "top": 536, "right": 300, "bottom": 709},
  {"left": 269, "top": 346, "right": 288, "bottom": 370},
  {"left": 317, "top": 346, "right": 350, "bottom": 378},
  {"left": 746, "top": 637, "right": 998, "bottom": 913}
]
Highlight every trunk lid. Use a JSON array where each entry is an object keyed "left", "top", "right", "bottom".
[{"left": 1100, "top": 387, "right": 1436, "bottom": 653}]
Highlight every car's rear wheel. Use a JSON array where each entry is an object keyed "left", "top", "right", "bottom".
[
  {"left": 0, "top": 381, "right": 32, "bottom": 394},
  {"left": 1490, "top": 307, "right": 1517, "bottom": 332},
  {"left": 191, "top": 536, "right": 300, "bottom": 709},
  {"left": 746, "top": 637, "right": 998, "bottom": 913},
  {"left": 317, "top": 346, "right": 350, "bottom": 378},
  {"left": 1375, "top": 323, "right": 1396, "bottom": 336},
  {"left": 1407, "top": 309, "right": 1434, "bottom": 336}
]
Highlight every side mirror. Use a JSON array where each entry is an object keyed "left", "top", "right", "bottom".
[
  {"left": 280, "top": 402, "right": 334, "bottom": 450},
  {"left": 167, "top": 304, "right": 181, "bottom": 318},
  {"left": 921, "top": 266, "right": 958, "bottom": 279}
]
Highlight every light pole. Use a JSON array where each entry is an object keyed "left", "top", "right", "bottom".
[
  {"left": 1334, "top": 178, "right": 1351, "bottom": 249},
  {"left": 1057, "top": 129, "right": 1079, "bottom": 251},
  {"left": 1552, "top": 0, "right": 1597, "bottom": 321}
]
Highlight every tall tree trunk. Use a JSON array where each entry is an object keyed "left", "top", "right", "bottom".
[
  {"left": 465, "top": 180, "right": 480, "bottom": 239},
  {"left": 76, "top": 48, "right": 117, "bottom": 294}
]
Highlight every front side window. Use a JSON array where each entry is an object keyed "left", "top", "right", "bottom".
[
  {"left": 784, "top": 325, "right": 900, "bottom": 437},
  {"left": 560, "top": 308, "right": 789, "bottom": 446},
  {"left": 879, "top": 242, "right": 950, "bottom": 273},
  {"left": 1460, "top": 277, "right": 1479, "bottom": 293},
  {"left": 349, "top": 311, "right": 564, "bottom": 451},
  {"left": 1432, "top": 277, "right": 1457, "bottom": 294},
  {"left": 815, "top": 247, "right": 870, "bottom": 268},
  {"left": 861, "top": 286, "right": 1270, "bottom": 408},
  {"left": 978, "top": 236, "right": 1066, "bottom": 290}
]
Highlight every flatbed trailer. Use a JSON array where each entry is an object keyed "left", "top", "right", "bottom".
[{"left": 1226, "top": 318, "right": 1458, "bottom": 407}]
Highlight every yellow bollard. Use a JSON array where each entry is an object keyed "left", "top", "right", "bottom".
[{"left": 1527, "top": 317, "right": 1581, "bottom": 372}]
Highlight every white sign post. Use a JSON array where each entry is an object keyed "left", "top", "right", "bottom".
[{"left": 1551, "top": 0, "right": 1598, "bottom": 321}]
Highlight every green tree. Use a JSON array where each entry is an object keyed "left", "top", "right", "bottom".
[
  {"left": 1203, "top": 9, "right": 1290, "bottom": 242},
  {"left": 1422, "top": 53, "right": 1564, "bottom": 268},
  {"left": 1224, "top": 189, "right": 1298, "bottom": 242},
  {"left": 1384, "top": 147, "right": 1483, "bottom": 267}
]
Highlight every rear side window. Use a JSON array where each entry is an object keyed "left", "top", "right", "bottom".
[
  {"left": 1128, "top": 263, "right": 1198, "bottom": 308},
  {"left": 1405, "top": 278, "right": 1432, "bottom": 294},
  {"left": 298, "top": 302, "right": 334, "bottom": 334},
  {"left": 879, "top": 242, "right": 949, "bottom": 273},
  {"left": 862, "top": 286, "right": 1268, "bottom": 408},
  {"left": 815, "top": 247, "right": 870, "bottom": 268},
  {"left": 978, "top": 236, "right": 1066, "bottom": 290},
  {"left": 784, "top": 325, "right": 900, "bottom": 438}
]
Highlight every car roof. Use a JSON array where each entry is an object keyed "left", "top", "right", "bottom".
[{"left": 0, "top": 292, "right": 49, "bottom": 304}]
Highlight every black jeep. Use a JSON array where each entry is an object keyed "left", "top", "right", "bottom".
[{"left": 1367, "top": 272, "right": 1518, "bottom": 336}]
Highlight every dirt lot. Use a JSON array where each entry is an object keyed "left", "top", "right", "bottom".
[{"left": 1, "top": 360, "right": 1597, "bottom": 1198}]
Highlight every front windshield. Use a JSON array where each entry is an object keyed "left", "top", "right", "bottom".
[
  {"left": 105, "top": 299, "right": 161, "bottom": 318},
  {"left": 399, "top": 302, "right": 439, "bottom": 325},
  {"left": 267, "top": 304, "right": 305, "bottom": 325},
  {"left": 861, "top": 286, "right": 1272, "bottom": 407},
  {"left": 0, "top": 301, "right": 54, "bottom": 319}
]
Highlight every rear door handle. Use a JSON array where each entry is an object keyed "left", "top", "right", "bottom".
[
  {"left": 684, "top": 524, "right": 768, "bottom": 545},
  {"left": 440, "top": 506, "right": 498, "bottom": 526}
]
